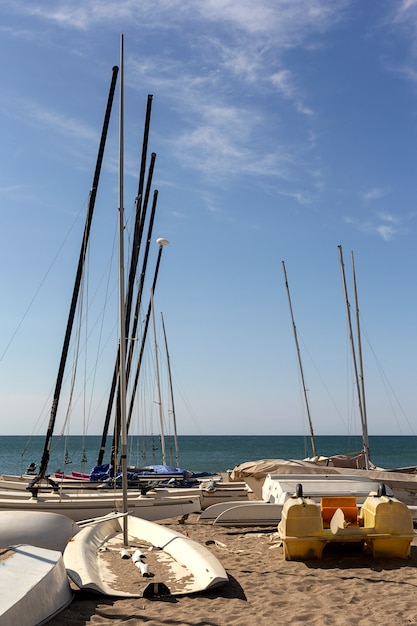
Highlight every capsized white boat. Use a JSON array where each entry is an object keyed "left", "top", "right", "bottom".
[
  {"left": 230, "top": 459, "right": 417, "bottom": 505},
  {"left": 0, "top": 544, "right": 72, "bottom": 626},
  {"left": 202, "top": 474, "right": 417, "bottom": 526},
  {"left": 0, "top": 510, "right": 80, "bottom": 552},
  {"left": 64, "top": 513, "right": 228, "bottom": 597},
  {"left": 200, "top": 501, "right": 283, "bottom": 526}
]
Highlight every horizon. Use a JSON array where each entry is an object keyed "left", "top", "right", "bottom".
[{"left": 0, "top": 2, "right": 416, "bottom": 439}]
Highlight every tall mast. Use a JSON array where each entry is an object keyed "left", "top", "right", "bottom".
[
  {"left": 351, "top": 250, "right": 370, "bottom": 467},
  {"left": 338, "top": 245, "right": 370, "bottom": 469},
  {"left": 282, "top": 261, "right": 317, "bottom": 458},
  {"left": 161, "top": 312, "right": 180, "bottom": 467},
  {"left": 118, "top": 34, "right": 128, "bottom": 544},
  {"left": 33, "top": 65, "right": 119, "bottom": 485},
  {"left": 150, "top": 287, "right": 166, "bottom": 465},
  {"left": 126, "top": 237, "right": 169, "bottom": 433},
  {"left": 97, "top": 105, "right": 156, "bottom": 467}
]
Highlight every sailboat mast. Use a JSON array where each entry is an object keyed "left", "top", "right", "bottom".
[
  {"left": 150, "top": 287, "right": 166, "bottom": 465},
  {"left": 338, "top": 245, "right": 370, "bottom": 470},
  {"left": 118, "top": 34, "right": 128, "bottom": 544},
  {"left": 351, "top": 251, "right": 371, "bottom": 467},
  {"left": 161, "top": 312, "right": 180, "bottom": 467},
  {"left": 126, "top": 237, "right": 169, "bottom": 433},
  {"left": 97, "top": 105, "right": 156, "bottom": 467},
  {"left": 34, "top": 65, "right": 119, "bottom": 484},
  {"left": 282, "top": 261, "right": 317, "bottom": 458}
]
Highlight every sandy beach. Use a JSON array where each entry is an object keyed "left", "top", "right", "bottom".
[{"left": 47, "top": 512, "right": 417, "bottom": 626}]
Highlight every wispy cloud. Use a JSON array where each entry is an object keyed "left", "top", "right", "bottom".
[
  {"left": 377, "top": 211, "right": 400, "bottom": 224},
  {"left": 0, "top": 93, "right": 97, "bottom": 143},
  {"left": 376, "top": 224, "right": 396, "bottom": 241},
  {"left": 270, "top": 69, "right": 313, "bottom": 115},
  {"left": 0, "top": 184, "right": 22, "bottom": 194},
  {"left": 2, "top": 1, "right": 354, "bottom": 186},
  {"left": 362, "top": 188, "right": 388, "bottom": 201},
  {"left": 344, "top": 209, "right": 414, "bottom": 241},
  {"left": 14, "top": 1, "right": 349, "bottom": 38},
  {"left": 392, "top": 0, "right": 417, "bottom": 25}
]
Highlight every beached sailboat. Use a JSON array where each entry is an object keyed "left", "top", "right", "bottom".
[
  {"left": 64, "top": 512, "right": 228, "bottom": 597},
  {"left": 0, "top": 53, "right": 248, "bottom": 517},
  {"left": 282, "top": 254, "right": 370, "bottom": 469},
  {"left": 0, "top": 70, "right": 202, "bottom": 520},
  {"left": 226, "top": 249, "right": 417, "bottom": 510},
  {"left": 64, "top": 39, "right": 228, "bottom": 598}
]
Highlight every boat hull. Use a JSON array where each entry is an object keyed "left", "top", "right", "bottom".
[
  {"left": 278, "top": 491, "right": 414, "bottom": 560},
  {"left": 64, "top": 514, "right": 228, "bottom": 597},
  {"left": 0, "top": 494, "right": 200, "bottom": 522},
  {"left": 0, "top": 544, "right": 72, "bottom": 626},
  {"left": 0, "top": 511, "right": 79, "bottom": 552}
]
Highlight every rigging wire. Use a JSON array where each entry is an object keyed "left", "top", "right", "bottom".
[{"left": 0, "top": 198, "right": 90, "bottom": 365}]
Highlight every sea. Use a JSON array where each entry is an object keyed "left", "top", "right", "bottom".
[{"left": 0, "top": 434, "right": 417, "bottom": 477}]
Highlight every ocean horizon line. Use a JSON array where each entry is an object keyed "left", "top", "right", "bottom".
[{"left": 0, "top": 433, "right": 417, "bottom": 439}]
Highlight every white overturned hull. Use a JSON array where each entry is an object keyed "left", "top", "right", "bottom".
[
  {"left": 201, "top": 474, "right": 417, "bottom": 526},
  {"left": 230, "top": 459, "right": 417, "bottom": 505},
  {"left": 0, "top": 544, "right": 72, "bottom": 626},
  {"left": 0, "top": 493, "right": 200, "bottom": 522},
  {"left": 0, "top": 511, "right": 79, "bottom": 552},
  {"left": 207, "top": 502, "right": 283, "bottom": 526},
  {"left": 154, "top": 481, "right": 250, "bottom": 510},
  {"left": 64, "top": 514, "right": 228, "bottom": 597},
  {"left": 261, "top": 474, "right": 387, "bottom": 504}
]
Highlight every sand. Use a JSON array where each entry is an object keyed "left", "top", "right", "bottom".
[{"left": 49, "top": 513, "right": 417, "bottom": 626}]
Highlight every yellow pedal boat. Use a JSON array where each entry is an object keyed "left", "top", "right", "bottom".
[{"left": 278, "top": 483, "right": 414, "bottom": 561}]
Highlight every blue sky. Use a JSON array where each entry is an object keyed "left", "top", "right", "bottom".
[{"left": 0, "top": 1, "right": 416, "bottom": 440}]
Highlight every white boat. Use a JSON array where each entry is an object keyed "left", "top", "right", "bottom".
[
  {"left": 202, "top": 473, "right": 417, "bottom": 526},
  {"left": 0, "top": 491, "right": 200, "bottom": 522},
  {"left": 0, "top": 544, "right": 72, "bottom": 626},
  {"left": 230, "top": 459, "right": 417, "bottom": 505},
  {"left": 0, "top": 510, "right": 80, "bottom": 552},
  {"left": 261, "top": 473, "right": 388, "bottom": 503},
  {"left": 201, "top": 474, "right": 383, "bottom": 526},
  {"left": 0, "top": 473, "right": 249, "bottom": 511},
  {"left": 200, "top": 501, "right": 283, "bottom": 526},
  {"left": 64, "top": 39, "right": 227, "bottom": 601},
  {"left": 64, "top": 512, "right": 228, "bottom": 597}
]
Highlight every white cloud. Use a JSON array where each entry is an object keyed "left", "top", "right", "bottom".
[
  {"left": 0, "top": 94, "right": 97, "bottom": 145},
  {"left": 377, "top": 211, "right": 399, "bottom": 224},
  {"left": 377, "top": 225, "right": 396, "bottom": 241},
  {"left": 363, "top": 188, "right": 388, "bottom": 201},
  {"left": 393, "top": 0, "right": 417, "bottom": 24},
  {"left": 270, "top": 69, "right": 313, "bottom": 115},
  {"left": 14, "top": 1, "right": 349, "bottom": 40},
  {"left": 344, "top": 211, "right": 404, "bottom": 241}
]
